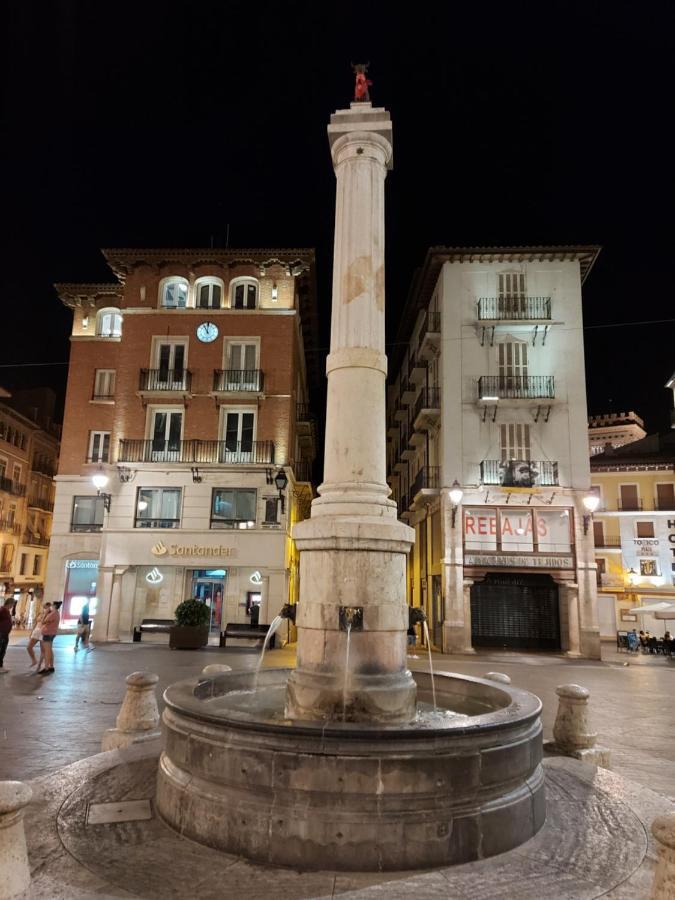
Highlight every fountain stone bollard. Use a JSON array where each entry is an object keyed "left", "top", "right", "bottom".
[
  {"left": 651, "top": 813, "right": 675, "bottom": 899},
  {"left": 544, "top": 683, "right": 611, "bottom": 768},
  {"left": 0, "top": 781, "right": 32, "bottom": 900},
  {"left": 101, "top": 671, "right": 162, "bottom": 751},
  {"left": 201, "top": 664, "right": 232, "bottom": 677},
  {"left": 484, "top": 672, "right": 511, "bottom": 684}
]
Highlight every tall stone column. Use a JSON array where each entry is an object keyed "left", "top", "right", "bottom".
[
  {"left": 286, "top": 103, "right": 416, "bottom": 723},
  {"left": 574, "top": 497, "right": 601, "bottom": 659},
  {"left": 563, "top": 583, "right": 582, "bottom": 657}
]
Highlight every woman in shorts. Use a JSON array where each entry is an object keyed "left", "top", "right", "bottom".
[{"left": 27, "top": 602, "right": 51, "bottom": 669}]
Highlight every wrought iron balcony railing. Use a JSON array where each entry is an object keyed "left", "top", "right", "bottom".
[
  {"left": 477, "top": 297, "right": 552, "bottom": 320},
  {"left": 118, "top": 439, "right": 275, "bottom": 465},
  {"left": 478, "top": 375, "right": 555, "bottom": 400},
  {"left": 617, "top": 500, "right": 643, "bottom": 511},
  {"left": 594, "top": 535, "right": 622, "bottom": 548},
  {"left": 31, "top": 460, "right": 56, "bottom": 477},
  {"left": 480, "top": 459, "right": 559, "bottom": 487},
  {"left": 411, "top": 465, "right": 441, "bottom": 497},
  {"left": 0, "top": 477, "right": 26, "bottom": 497},
  {"left": 27, "top": 496, "right": 55, "bottom": 512},
  {"left": 0, "top": 519, "right": 21, "bottom": 535},
  {"left": 139, "top": 369, "right": 193, "bottom": 392},
  {"left": 292, "top": 460, "right": 313, "bottom": 483},
  {"left": 213, "top": 369, "right": 264, "bottom": 392},
  {"left": 23, "top": 531, "right": 49, "bottom": 548},
  {"left": 414, "top": 388, "right": 441, "bottom": 420}
]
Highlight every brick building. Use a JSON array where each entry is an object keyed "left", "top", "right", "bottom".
[
  {"left": 0, "top": 388, "right": 60, "bottom": 619},
  {"left": 45, "top": 248, "right": 318, "bottom": 640}
]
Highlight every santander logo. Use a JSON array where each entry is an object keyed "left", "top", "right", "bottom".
[{"left": 151, "top": 540, "right": 168, "bottom": 556}]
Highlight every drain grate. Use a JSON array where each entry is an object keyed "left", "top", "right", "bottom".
[{"left": 87, "top": 799, "right": 153, "bottom": 825}]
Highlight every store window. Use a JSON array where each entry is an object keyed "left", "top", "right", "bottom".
[
  {"left": 71, "top": 496, "right": 105, "bottom": 532},
  {"left": 135, "top": 487, "right": 182, "bottom": 528},
  {"left": 211, "top": 488, "right": 256, "bottom": 528}
]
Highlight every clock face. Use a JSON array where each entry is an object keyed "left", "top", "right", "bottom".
[{"left": 196, "top": 322, "right": 218, "bottom": 343}]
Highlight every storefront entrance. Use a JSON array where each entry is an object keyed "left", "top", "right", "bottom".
[
  {"left": 190, "top": 569, "right": 227, "bottom": 634},
  {"left": 470, "top": 572, "right": 561, "bottom": 650}
]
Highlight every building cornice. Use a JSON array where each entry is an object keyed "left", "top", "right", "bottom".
[
  {"left": 101, "top": 247, "right": 315, "bottom": 281},
  {"left": 54, "top": 283, "right": 123, "bottom": 309},
  {"left": 591, "top": 462, "right": 675, "bottom": 473}
]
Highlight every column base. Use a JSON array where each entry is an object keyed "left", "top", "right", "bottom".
[
  {"left": 442, "top": 623, "right": 474, "bottom": 655},
  {"left": 285, "top": 666, "right": 417, "bottom": 724},
  {"left": 579, "top": 629, "right": 602, "bottom": 660},
  {"left": 565, "top": 651, "right": 583, "bottom": 659}
]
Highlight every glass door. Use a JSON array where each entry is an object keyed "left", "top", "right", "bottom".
[
  {"left": 221, "top": 410, "right": 254, "bottom": 462},
  {"left": 191, "top": 574, "right": 226, "bottom": 634},
  {"left": 227, "top": 343, "right": 258, "bottom": 390},
  {"left": 150, "top": 410, "right": 183, "bottom": 461},
  {"left": 156, "top": 343, "right": 186, "bottom": 389}
]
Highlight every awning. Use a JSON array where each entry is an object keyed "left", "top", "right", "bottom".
[{"left": 629, "top": 601, "right": 675, "bottom": 616}]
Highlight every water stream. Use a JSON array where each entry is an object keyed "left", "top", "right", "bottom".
[
  {"left": 253, "top": 615, "right": 284, "bottom": 693},
  {"left": 342, "top": 622, "right": 352, "bottom": 721},
  {"left": 422, "top": 620, "right": 437, "bottom": 711}
]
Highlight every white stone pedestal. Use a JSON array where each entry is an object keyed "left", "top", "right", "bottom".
[
  {"left": 544, "top": 683, "right": 611, "bottom": 768},
  {"left": 286, "top": 103, "right": 416, "bottom": 723},
  {"left": 102, "top": 671, "right": 161, "bottom": 751},
  {"left": 0, "top": 781, "right": 32, "bottom": 900},
  {"left": 651, "top": 812, "right": 675, "bottom": 899}
]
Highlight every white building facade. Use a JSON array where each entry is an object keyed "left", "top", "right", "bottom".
[{"left": 387, "top": 246, "right": 602, "bottom": 658}]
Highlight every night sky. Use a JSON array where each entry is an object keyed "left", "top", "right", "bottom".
[{"left": 4, "top": 1, "right": 674, "bottom": 432}]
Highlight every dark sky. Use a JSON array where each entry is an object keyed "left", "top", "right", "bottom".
[{"left": 3, "top": 0, "right": 674, "bottom": 431}]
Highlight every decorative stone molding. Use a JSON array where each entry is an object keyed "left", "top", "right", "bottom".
[
  {"left": 0, "top": 780, "right": 32, "bottom": 899},
  {"left": 101, "top": 672, "right": 161, "bottom": 751},
  {"left": 544, "top": 683, "right": 611, "bottom": 768},
  {"left": 651, "top": 812, "right": 675, "bottom": 899}
]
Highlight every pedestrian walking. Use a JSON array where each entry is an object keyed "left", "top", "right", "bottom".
[
  {"left": 39, "top": 600, "right": 61, "bottom": 676},
  {"left": 27, "top": 601, "right": 51, "bottom": 669},
  {"left": 74, "top": 601, "right": 91, "bottom": 652},
  {"left": 0, "top": 597, "right": 13, "bottom": 673}
]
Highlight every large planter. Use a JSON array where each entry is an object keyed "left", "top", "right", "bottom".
[{"left": 169, "top": 625, "right": 209, "bottom": 650}]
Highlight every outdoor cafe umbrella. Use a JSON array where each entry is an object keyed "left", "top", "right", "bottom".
[{"left": 629, "top": 600, "right": 675, "bottom": 624}]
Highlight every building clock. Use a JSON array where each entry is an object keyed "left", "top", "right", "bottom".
[{"left": 196, "top": 322, "right": 218, "bottom": 343}]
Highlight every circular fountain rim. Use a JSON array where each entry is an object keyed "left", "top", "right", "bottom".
[{"left": 162, "top": 667, "right": 542, "bottom": 739}]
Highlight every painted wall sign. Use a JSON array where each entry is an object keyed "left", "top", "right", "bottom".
[
  {"left": 250, "top": 570, "right": 263, "bottom": 584},
  {"left": 464, "top": 553, "right": 574, "bottom": 569},
  {"left": 66, "top": 559, "right": 99, "bottom": 569},
  {"left": 151, "top": 540, "right": 234, "bottom": 558}
]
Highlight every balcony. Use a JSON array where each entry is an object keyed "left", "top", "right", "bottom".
[
  {"left": 0, "top": 477, "right": 25, "bottom": 497},
  {"left": 410, "top": 465, "right": 441, "bottom": 501},
  {"left": 655, "top": 499, "right": 675, "bottom": 511},
  {"left": 212, "top": 369, "right": 264, "bottom": 396},
  {"left": 413, "top": 388, "right": 441, "bottom": 432},
  {"left": 594, "top": 536, "right": 622, "bottom": 549},
  {"left": 478, "top": 375, "right": 555, "bottom": 402},
  {"left": 418, "top": 311, "right": 441, "bottom": 360},
  {"left": 387, "top": 416, "right": 400, "bottom": 439},
  {"left": 292, "top": 460, "right": 313, "bottom": 483},
  {"left": 477, "top": 297, "right": 552, "bottom": 321},
  {"left": 617, "top": 500, "right": 643, "bottom": 511},
  {"left": 117, "top": 439, "right": 276, "bottom": 465},
  {"left": 400, "top": 379, "right": 416, "bottom": 405},
  {"left": 138, "top": 369, "right": 193, "bottom": 396},
  {"left": 393, "top": 401, "right": 408, "bottom": 422},
  {"left": 23, "top": 531, "right": 49, "bottom": 548},
  {"left": 480, "top": 459, "right": 559, "bottom": 487},
  {"left": 0, "top": 519, "right": 21, "bottom": 535},
  {"left": 27, "top": 496, "right": 55, "bottom": 513},
  {"left": 408, "top": 353, "right": 427, "bottom": 385},
  {"left": 400, "top": 427, "right": 415, "bottom": 461},
  {"left": 31, "top": 460, "right": 56, "bottom": 477}
]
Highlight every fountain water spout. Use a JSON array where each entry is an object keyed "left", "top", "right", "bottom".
[{"left": 279, "top": 603, "right": 297, "bottom": 624}]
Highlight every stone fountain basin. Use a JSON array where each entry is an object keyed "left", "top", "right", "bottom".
[{"left": 156, "top": 668, "right": 545, "bottom": 871}]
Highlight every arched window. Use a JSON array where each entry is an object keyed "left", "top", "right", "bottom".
[
  {"left": 230, "top": 277, "right": 258, "bottom": 310},
  {"left": 96, "top": 308, "right": 122, "bottom": 337},
  {"left": 160, "top": 277, "right": 189, "bottom": 309},
  {"left": 195, "top": 277, "right": 224, "bottom": 310}
]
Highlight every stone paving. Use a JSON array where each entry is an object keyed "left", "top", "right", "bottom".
[{"left": 1, "top": 634, "right": 674, "bottom": 799}]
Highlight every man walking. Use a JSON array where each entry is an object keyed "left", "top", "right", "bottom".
[{"left": 0, "top": 597, "right": 13, "bottom": 673}]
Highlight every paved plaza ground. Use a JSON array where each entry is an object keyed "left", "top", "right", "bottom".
[{"left": 1, "top": 634, "right": 674, "bottom": 799}]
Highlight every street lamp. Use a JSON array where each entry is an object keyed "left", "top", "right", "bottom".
[
  {"left": 582, "top": 492, "right": 600, "bottom": 535},
  {"left": 449, "top": 480, "right": 463, "bottom": 528},
  {"left": 92, "top": 470, "right": 112, "bottom": 512},
  {"left": 274, "top": 467, "right": 289, "bottom": 514}
]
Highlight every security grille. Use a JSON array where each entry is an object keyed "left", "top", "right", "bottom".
[{"left": 470, "top": 573, "right": 561, "bottom": 650}]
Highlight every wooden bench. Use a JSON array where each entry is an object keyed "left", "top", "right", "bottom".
[
  {"left": 219, "top": 622, "right": 275, "bottom": 648},
  {"left": 133, "top": 618, "right": 174, "bottom": 642}
]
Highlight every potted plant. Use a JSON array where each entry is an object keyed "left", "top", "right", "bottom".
[{"left": 169, "top": 599, "right": 210, "bottom": 649}]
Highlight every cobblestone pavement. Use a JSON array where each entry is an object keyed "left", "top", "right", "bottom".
[{"left": 1, "top": 634, "right": 673, "bottom": 799}]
